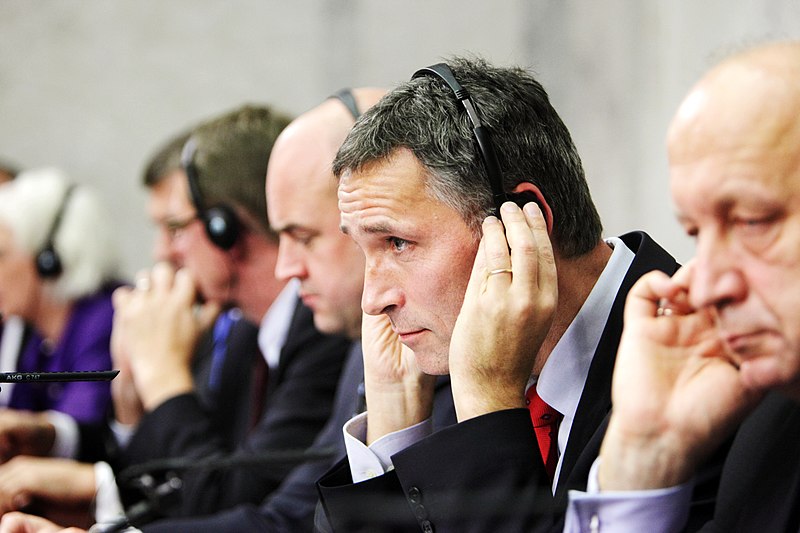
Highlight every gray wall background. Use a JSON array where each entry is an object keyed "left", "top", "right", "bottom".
[{"left": 1, "top": 1, "right": 798, "bottom": 278}]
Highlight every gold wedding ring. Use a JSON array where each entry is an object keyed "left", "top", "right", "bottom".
[{"left": 487, "top": 268, "right": 513, "bottom": 277}]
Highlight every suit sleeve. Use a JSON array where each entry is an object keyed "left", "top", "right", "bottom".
[
  {"left": 122, "top": 324, "right": 349, "bottom": 519},
  {"left": 318, "top": 408, "right": 558, "bottom": 533}
]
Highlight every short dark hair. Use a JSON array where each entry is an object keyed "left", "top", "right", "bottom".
[
  {"left": 142, "top": 130, "right": 191, "bottom": 188},
  {"left": 332, "top": 56, "right": 602, "bottom": 257},
  {"left": 188, "top": 104, "right": 292, "bottom": 238}
]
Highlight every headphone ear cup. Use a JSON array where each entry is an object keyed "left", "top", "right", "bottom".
[
  {"left": 202, "top": 204, "right": 240, "bottom": 250},
  {"left": 36, "top": 245, "right": 63, "bottom": 278}
]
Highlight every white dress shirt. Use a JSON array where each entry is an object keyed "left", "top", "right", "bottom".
[{"left": 345, "top": 237, "right": 635, "bottom": 489}]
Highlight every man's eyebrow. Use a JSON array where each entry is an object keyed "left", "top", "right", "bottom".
[
  {"left": 339, "top": 222, "right": 393, "bottom": 236},
  {"left": 273, "top": 223, "right": 310, "bottom": 235}
]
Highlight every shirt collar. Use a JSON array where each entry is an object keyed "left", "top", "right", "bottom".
[
  {"left": 257, "top": 278, "right": 300, "bottom": 369},
  {"left": 536, "top": 236, "right": 635, "bottom": 420}
]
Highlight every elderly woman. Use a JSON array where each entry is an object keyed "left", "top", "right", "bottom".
[{"left": 0, "top": 167, "right": 120, "bottom": 460}]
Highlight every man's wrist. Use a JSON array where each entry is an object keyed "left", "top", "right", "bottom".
[
  {"left": 365, "top": 376, "right": 435, "bottom": 444},
  {"left": 137, "top": 365, "right": 194, "bottom": 411},
  {"left": 45, "top": 410, "right": 78, "bottom": 458},
  {"left": 598, "top": 420, "right": 695, "bottom": 490},
  {"left": 450, "top": 371, "right": 526, "bottom": 422}
]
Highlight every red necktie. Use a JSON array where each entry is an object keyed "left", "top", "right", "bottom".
[
  {"left": 526, "top": 387, "right": 563, "bottom": 481},
  {"left": 249, "top": 354, "right": 269, "bottom": 431}
]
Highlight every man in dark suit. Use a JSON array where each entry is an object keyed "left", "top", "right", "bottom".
[
  {"left": 0, "top": 103, "right": 360, "bottom": 532},
  {"left": 108, "top": 104, "right": 351, "bottom": 523},
  {"left": 136, "top": 88, "right": 458, "bottom": 532},
  {"left": 564, "top": 41, "right": 800, "bottom": 532},
  {"left": 316, "top": 57, "right": 683, "bottom": 532}
]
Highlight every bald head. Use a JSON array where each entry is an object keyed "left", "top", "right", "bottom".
[
  {"left": 269, "top": 88, "right": 387, "bottom": 197},
  {"left": 266, "top": 88, "right": 386, "bottom": 339},
  {"left": 668, "top": 42, "right": 800, "bottom": 166},
  {"left": 667, "top": 41, "right": 800, "bottom": 395}
]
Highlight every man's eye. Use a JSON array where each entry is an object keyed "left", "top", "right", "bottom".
[
  {"left": 288, "top": 231, "right": 316, "bottom": 246},
  {"left": 388, "top": 237, "right": 409, "bottom": 252}
]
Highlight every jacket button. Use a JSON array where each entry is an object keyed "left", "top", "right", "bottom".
[
  {"left": 421, "top": 519, "right": 434, "bottom": 533},
  {"left": 413, "top": 504, "right": 428, "bottom": 520},
  {"left": 408, "top": 486, "right": 422, "bottom": 503}
]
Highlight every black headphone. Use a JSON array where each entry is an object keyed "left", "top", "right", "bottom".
[
  {"left": 180, "top": 138, "right": 241, "bottom": 250},
  {"left": 411, "top": 63, "right": 544, "bottom": 219},
  {"left": 329, "top": 88, "right": 361, "bottom": 120},
  {"left": 36, "top": 183, "right": 76, "bottom": 278}
]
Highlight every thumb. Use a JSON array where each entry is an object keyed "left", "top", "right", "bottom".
[{"left": 196, "top": 301, "right": 222, "bottom": 332}]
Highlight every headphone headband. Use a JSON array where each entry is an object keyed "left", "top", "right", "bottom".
[
  {"left": 181, "top": 138, "right": 206, "bottom": 212},
  {"left": 411, "top": 63, "right": 508, "bottom": 216},
  {"left": 329, "top": 88, "right": 361, "bottom": 120},
  {"left": 36, "top": 183, "right": 76, "bottom": 278}
]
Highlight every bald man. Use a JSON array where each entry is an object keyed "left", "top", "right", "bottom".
[
  {"left": 565, "top": 41, "right": 800, "bottom": 532},
  {"left": 132, "top": 88, "right": 457, "bottom": 532}
]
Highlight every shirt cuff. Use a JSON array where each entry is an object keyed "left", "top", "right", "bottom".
[
  {"left": 110, "top": 418, "right": 136, "bottom": 449},
  {"left": 343, "top": 411, "right": 433, "bottom": 483},
  {"left": 93, "top": 461, "right": 126, "bottom": 524},
  {"left": 45, "top": 410, "right": 79, "bottom": 458},
  {"left": 564, "top": 459, "right": 693, "bottom": 533}
]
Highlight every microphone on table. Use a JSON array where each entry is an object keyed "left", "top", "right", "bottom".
[{"left": 0, "top": 370, "right": 119, "bottom": 390}]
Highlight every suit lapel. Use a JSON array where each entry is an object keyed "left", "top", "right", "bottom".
[
  {"left": 268, "top": 297, "right": 310, "bottom": 389},
  {"left": 555, "top": 232, "right": 679, "bottom": 502}
]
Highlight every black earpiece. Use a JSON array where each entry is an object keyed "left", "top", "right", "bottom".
[
  {"left": 181, "top": 138, "right": 241, "bottom": 250},
  {"left": 411, "top": 63, "right": 550, "bottom": 225},
  {"left": 36, "top": 184, "right": 76, "bottom": 278}
]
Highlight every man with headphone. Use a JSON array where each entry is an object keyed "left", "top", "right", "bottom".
[
  {"left": 0, "top": 107, "right": 351, "bottom": 527},
  {"left": 131, "top": 87, "right": 453, "bottom": 533},
  {"left": 312, "top": 57, "right": 693, "bottom": 532},
  {"left": 105, "top": 104, "right": 351, "bottom": 523}
]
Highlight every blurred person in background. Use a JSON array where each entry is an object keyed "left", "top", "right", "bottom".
[{"left": 0, "top": 167, "right": 120, "bottom": 466}]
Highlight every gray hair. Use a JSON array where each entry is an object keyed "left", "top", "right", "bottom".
[
  {"left": 332, "top": 56, "right": 602, "bottom": 257},
  {"left": 0, "top": 168, "right": 119, "bottom": 300}
]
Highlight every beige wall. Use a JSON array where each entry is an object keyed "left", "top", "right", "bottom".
[{"left": 1, "top": 0, "right": 799, "bottom": 276}]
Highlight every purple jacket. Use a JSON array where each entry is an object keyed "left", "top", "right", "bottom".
[{"left": 8, "top": 284, "right": 117, "bottom": 424}]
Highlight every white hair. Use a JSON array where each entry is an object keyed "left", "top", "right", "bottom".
[{"left": 0, "top": 167, "right": 120, "bottom": 301}]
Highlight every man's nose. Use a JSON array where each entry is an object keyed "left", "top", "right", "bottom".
[
  {"left": 688, "top": 234, "right": 747, "bottom": 311},
  {"left": 361, "top": 260, "right": 402, "bottom": 316}
]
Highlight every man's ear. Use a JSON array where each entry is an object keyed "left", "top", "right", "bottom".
[{"left": 508, "top": 182, "right": 553, "bottom": 234}]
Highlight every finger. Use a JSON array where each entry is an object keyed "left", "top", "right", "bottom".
[
  {"left": 483, "top": 209, "right": 512, "bottom": 289},
  {"left": 149, "top": 262, "right": 176, "bottom": 293},
  {"left": 133, "top": 268, "right": 151, "bottom": 292},
  {"left": 195, "top": 301, "right": 222, "bottom": 332},
  {"left": 112, "top": 286, "right": 133, "bottom": 310},
  {"left": 624, "top": 270, "right": 675, "bottom": 322},
  {"left": 519, "top": 201, "right": 556, "bottom": 294},
  {"left": 482, "top": 213, "right": 511, "bottom": 270},
  {"left": 173, "top": 268, "right": 200, "bottom": 309}
]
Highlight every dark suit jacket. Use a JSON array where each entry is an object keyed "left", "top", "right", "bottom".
[
  {"left": 119, "top": 299, "right": 351, "bottom": 523},
  {"left": 316, "top": 231, "right": 681, "bottom": 533},
  {"left": 141, "top": 342, "right": 458, "bottom": 532},
  {"left": 694, "top": 391, "right": 800, "bottom": 532}
]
